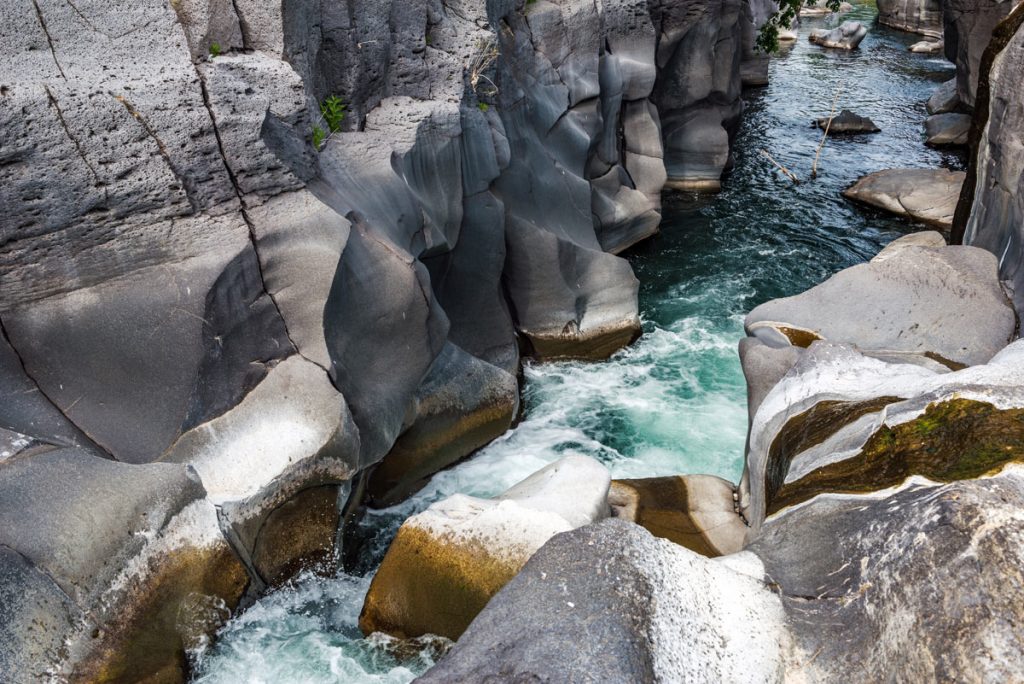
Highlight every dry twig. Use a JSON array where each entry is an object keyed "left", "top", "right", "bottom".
[
  {"left": 812, "top": 82, "right": 844, "bottom": 179},
  {"left": 760, "top": 149, "right": 800, "bottom": 184}
]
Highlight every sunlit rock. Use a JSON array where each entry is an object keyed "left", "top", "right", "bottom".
[
  {"left": 843, "top": 169, "right": 965, "bottom": 229},
  {"left": 609, "top": 475, "right": 746, "bottom": 556},
  {"left": 359, "top": 456, "right": 611, "bottom": 640}
]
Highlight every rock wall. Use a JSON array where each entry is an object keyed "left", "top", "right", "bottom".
[
  {"left": 955, "top": 3, "right": 1024, "bottom": 311},
  {"left": 878, "top": 0, "right": 944, "bottom": 37},
  {"left": 942, "top": 0, "right": 1022, "bottom": 108},
  {"left": 0, "top": 0, "right": 758, "bottom": 679}
]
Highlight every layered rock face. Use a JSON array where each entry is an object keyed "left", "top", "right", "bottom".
[
  {"left": 942, "top": 0, "right": 1022, "bottom": 108},
  {"left": 877, "top": 0, "right": 944, "bottom": 37},
  {"left": 0, "top": 0, "right": 760, "bottom": 678},
  {"left": 957, "top": 4, "right": 1024, "bottom": 310}
]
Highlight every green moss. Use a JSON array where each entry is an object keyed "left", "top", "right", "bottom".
[{"left": 769, "top": 399, "right": 1024, "bottom": 514}]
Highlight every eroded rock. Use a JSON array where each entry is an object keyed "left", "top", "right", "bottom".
[
  {"left": 359, "top": 456, "right": 611, "bottom": 640},
  {"left": 877, "top": 0, "right": 944, "bottom": 36},
  {"left": 925, "top": 112, "right": 972, "bottom": 146},
  {"left": 843, "top": 168, "right": 966, "bottom": 229},
  {"left": 815, "top": 109, "right": 880, "bottom": 134},
  {"left": 809, "top": 21, "right": 868, "bottom": 49}
]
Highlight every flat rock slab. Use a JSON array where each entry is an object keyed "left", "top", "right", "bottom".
[
  {"left": 815, "top": 109, "right": 881, "bottom": 134},
  {"left": 843, "top": 168, "right": 965, "bottom": 229},
  {"left": 909, "top": 39, "right": 943, "bottom": 53},
  {"left": 925, "top": 112, "right": 971, "bottom": 146},
  {"left": 809, "top": 21, "right": 867, "bottom": 49}
]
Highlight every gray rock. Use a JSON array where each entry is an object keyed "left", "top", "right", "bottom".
[
  {"left": 843, "top": 168, "right": 966, "bottom": 229},
  {"left": 809, "top": 21, "right": 868, "bottom": 49},
  {"left": 745, "top": 236, "right": 1015, "bottom": 368},
  {"left": 877, "top": 0, "right": 944, "bottom": 37},
  {"left": 741, "top": 0, "right": 778, "bottom": 86},
  {"left": 417, "top": 519, "right": 788, "bottom": 683},
  {"left": 926, "top": 77, "right": 962, "bottom": 114},
  {"left": 749, "top": 470, "right": 1024, "bottom": 682},
  {"left": 943, "top": 0, "right": 1019, "bottom": 108},
  {"left": 961, "top": 9, "right": 1024, "bottom": 312},
  {"left": 909, "top": 38, "right": 944, "bottom": 52},
  {"left": 925, "top": 112, "right": 972, "bottom": 146},
  {"left": 815, "top": 109, "right": 881, "bottom": 134}
]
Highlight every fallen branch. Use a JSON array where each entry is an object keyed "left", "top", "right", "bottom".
[
  {"left": 812, "top": 82, "right": 844, "bottom": 179},
  {"left": 760, "top": 149, "right": 800, "bottom": 184}
]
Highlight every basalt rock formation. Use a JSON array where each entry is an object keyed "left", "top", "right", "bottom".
[{"left": 0, "top": 0, "right": 761, "bottom": 679}]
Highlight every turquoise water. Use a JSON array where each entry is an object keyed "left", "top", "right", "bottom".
[{"left": 191, "top": 6, "right": 961, "bottom": 681}]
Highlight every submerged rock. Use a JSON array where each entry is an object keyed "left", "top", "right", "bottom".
[
  {"left": 925, "top": 112, "right": 972, "bottom": 146},
  {"left": 809, "top": 21, "right": 868, "bottom": 49},
  {"left": 815, "top": 109, "right": 881, "bottom": 133},
  {"left": 418, "top": 520, "right": 789, "bottom": 683},
  {"left": 909, "top": 38, "right": 944, "bottom": 52},
  {"left": 843, "top": 168, "right": 966, "bottom": 229},
  {"left": 359, "top": 456, "right": 611, "bottom": 640},
  {"left": 609, "top": 475, "right": 746, "bottom": 556}
]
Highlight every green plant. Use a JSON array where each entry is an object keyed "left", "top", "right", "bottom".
[
  {"left": 756, "top": 0, "right": 842, "bottom": 53},
  {"left": 478, "top": 102, "right": 489, "bottom": 112},
  {"left": 320, "top": 95, "right": 346, "bottom": 133},
  {"left": 210, "top": 42, "right": 221, "bottom": 58},
  {"left": 312, "top": 125, "right": 326, "bottom": 151}
]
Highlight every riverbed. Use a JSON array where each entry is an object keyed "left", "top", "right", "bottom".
[{"left": 191, "top": 4, "right": 961, "bottom": 681}]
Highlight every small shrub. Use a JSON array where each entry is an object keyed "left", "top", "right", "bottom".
[
  {"left": 312, "top": 125, "right": 326, "bottom": 151},
  {"left": 210, "top": 42, "right": 221, "bottom": 58},
  {"left": 478, "top": 102, "right": 489, "bottom": 112},
  {"left": 320, "top": 95, "right": 346, "bottom": 133}
]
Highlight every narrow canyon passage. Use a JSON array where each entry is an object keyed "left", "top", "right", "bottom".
[{"left": 192, "top": 4, "right": 963, "bottom": 681}]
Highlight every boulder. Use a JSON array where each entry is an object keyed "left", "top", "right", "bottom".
[
  {"left": 779, "top": 27, "right": 799, "bottom": 41},
  {"left": 815, "top": 109, "right": 881, "bottom": 133},
  {"left": 809, "top": 21, "right": 868, "bottom": 49},
  {"left": 745, "top": 233, "right": 1015, "bottom": 368},
  {"left": 909, "top": 38, "right": 944, "bottom": 52},
  {"left": 801, "top": 1, "right": 854, "bottom": 15},
  {"left": 877, "top": 0, "right": 944, "bottom": 37},
  {"left": 418, "top": 520, "right": 789, "bottom": 683},
  {"left": 926, "top": 77, "right": 962, "bottom": 114},
  {"left": 609, "top": 475, "right": 746, "bottom": 556},
  {"left": 843, "top": 168, "right": 966, "bottom": 229},
  {"left": 359, "top": 456, "right": 611, "bottom": 640},
  {"left": 925, "top": 112, "right": 972, "bottom": 146},
  {"left": 749, "top": 470, "right": 1024, "bottom": 682}
]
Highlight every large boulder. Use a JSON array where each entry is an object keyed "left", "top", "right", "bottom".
[
  {"left": 360, "top": 455, "right": 612, "bottom": 640},
  {"left": 809, "top": 21, "right": 868, "bottom": 49},
  {"left": 745, "top": 233, "right": 1015, "bottom": 369},
  {"left": 925, "top": 112, "right": 972, "bottom": 146},
  {"left": 926, "top": 78, "right": 962, "bottom": 114},
  {"left": 418, "top": 519, "right": 789, "bottom": 683},
  {"left": 843, "top": 169, "right": 966, "bottom": 229}
]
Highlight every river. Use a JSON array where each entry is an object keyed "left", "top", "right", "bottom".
[{"left": 191, "top": 4, "right": 961, "bottom": 681}]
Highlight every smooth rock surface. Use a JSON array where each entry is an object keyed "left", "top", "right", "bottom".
[
  {"left": 418, "top": 520, "right": 788, "bottom": 683},
  {"left": 809, "top": 21, "right": 868, "bottom": 49},
  {"left": 925, "top": 112, "right": 972, "bottom": 146},
  {"left": 926, "top": 78, "right": 962, "bottom": 114},
  {"left": 843, "top": 168, "right": 966, "bottom": 229},
  {"left": 360, "top": 456, "right": 611, "bottom": 640},
  {"left": 943, "top": 0, "right": 1021, "bottom": 108}
]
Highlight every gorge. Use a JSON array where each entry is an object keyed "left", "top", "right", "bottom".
[{"left": 1, "top": 0, "right": 1023, "bottom": 681}]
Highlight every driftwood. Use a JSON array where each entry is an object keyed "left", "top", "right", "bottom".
[{"left": 760, "top": 149, "right": 800, "bottom": 184}]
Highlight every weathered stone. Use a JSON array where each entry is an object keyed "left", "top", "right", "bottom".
[
  {"left": 360, "top": 456, "right": 611, "bottom": 640},
  {"left": 609, "top": 475, "right": 745, "bottom": 556},
  {"left": 418, "top": 520, "right": 788, "bottom": 683},
  {"left": 366, "top": 343, "right": 518, "bottom": 507},
  {"left": 926, "top": 78, "right": 962, "bottom": 114},
  {"left": 843, "top": 169, "right": 966, "bottom": 229},
  {"left": 925, "top": 112, "right": 972, "bottom": 146},
  {"left": 942, "top": 0, "right": 1020, "bottom": 108},
  {"left": 809, "top": 21, "right": 868, "bottom": 49},
  {"left": 815, "top": 109, "right": 880, "bottom": 134},
  {"left": 749, "top": 470, "right": 1024, "bottom": 682},
  {"left": 909, "top": 38, "right": 944, "bottom": 52},
  {"left": 877, "top": 0, "right": 944, "bottom": 36},
  {"left": 800, "top": 0, "right": 853, "bottom": 15}
]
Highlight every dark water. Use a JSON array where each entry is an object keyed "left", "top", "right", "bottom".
[{"left": 191, "top": 6, "right": 960, "bottom": 681}]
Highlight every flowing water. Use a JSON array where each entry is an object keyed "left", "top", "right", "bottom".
[{"left": 191, "top": 6, "right": 962, "bottom": 681}]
